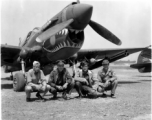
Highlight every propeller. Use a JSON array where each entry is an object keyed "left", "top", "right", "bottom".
[
  {"left": 36, "top": 19, "right": 74, "bottom": 43},
  {"left": 75, "top": 0, "right": 121, "bottom": 45},
  {"left": 89, "top": 20, "right": 122, "bottom": 45}
]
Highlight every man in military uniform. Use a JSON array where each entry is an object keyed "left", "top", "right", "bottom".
[
  {"left": 48, "top": 60, "right": 75, "bottom": 100},
  {"left": 74, "top": 61, "right": 102, "bottom": 98},
  {"left": 97, "top": 59, "right": 118, "bottom": 98},
  {"left": 25, "top": 61, "right": 51, "bottom": 102}
]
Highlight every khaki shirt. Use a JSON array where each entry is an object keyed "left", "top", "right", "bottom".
[
  {"left": 27, "top": 69, "right": 46, "bottom": 84},
  {"left": 97, "top": 68, "right": 116, "bottom": 83},
  {"left": 48, "top": 68, "right": 72, "bottom": 87},
  {"left": 75, "top": 69, "right": 96, "bottom": 87}
]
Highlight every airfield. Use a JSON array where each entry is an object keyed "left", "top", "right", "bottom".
[{"left": 1, "top": 64, "right": 151, "bottom": 120}]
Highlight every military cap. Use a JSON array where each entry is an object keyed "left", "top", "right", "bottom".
[
  {"left": 102, "top": 59, "right": 109, "bottom": 65},
  {"left": 33, "top": 61, "right": 40, "bottom": 66}
]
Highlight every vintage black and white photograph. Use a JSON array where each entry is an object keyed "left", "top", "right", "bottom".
[{"left": 1, "top": 0, "right": 151, "bottom": 120}]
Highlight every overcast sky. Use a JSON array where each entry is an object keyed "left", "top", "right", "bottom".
[{"left": 1, "top": 0, "right": 151, "bottom": 61}]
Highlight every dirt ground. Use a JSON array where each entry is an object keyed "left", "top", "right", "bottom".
[{"left": 1, "top": 66, "right": 151, "bottom": 120}]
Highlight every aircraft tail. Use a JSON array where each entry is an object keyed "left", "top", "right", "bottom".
[
  {"left": 137, "top": 48, "right": 151, "bottom": 64},
  {"left": 130, "top": 47, "right": 152, "bottom": 73}
]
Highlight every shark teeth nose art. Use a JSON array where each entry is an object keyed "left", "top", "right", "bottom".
[
  {"left": 56, "top": 28, "right": 82, "bottom": 35},
  {"left": 48, "top": 41, "right": 82, "bottom": 52},
  {"left": 43, "top": 28, "right": 84, "bottom": 53},
  {"left": 56, "top": 28, "right": 68, "bottom": 35}
]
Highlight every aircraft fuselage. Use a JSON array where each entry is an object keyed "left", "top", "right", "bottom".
[{"left": 21, "top": 3, "right": 93, "bottom": 63}]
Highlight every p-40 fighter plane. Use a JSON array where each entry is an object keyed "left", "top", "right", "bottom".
[
  {"left": 130, "top": 47, "right": 152, "bottom": 73},
  {"left": 1, "top": 1, "right": 149, "bottom": 91}
]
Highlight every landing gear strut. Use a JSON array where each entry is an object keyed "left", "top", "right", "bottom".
[
  {"left": 21, "top": 59, "right": 25, "bottom": 74},
  {"left": 13, "top": 59, "right": 26, "bottom": 92},
  {"left": 10, "top": 72, "right": 13, "bottom": 80}
]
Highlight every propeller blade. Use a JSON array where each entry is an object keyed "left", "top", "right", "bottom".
[
  {"left": 36, "top": 19, "right": 74, "bottom": 43},
  {"left": 89, "top": 20, "right": 122, "bottom": 45}
]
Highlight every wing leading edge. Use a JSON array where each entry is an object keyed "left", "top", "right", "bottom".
[
  {"left": 77, "top": 46, "right": 148, "bottom": 69},
  {"left": 77, "top": 47, "right": 147, "bottom": 60}
]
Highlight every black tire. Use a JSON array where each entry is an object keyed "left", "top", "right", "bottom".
[{"left": 13, "top": 72, "right": 26, "bottom": 92}]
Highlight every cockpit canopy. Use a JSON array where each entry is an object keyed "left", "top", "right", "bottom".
[{"left": 22, "top": 27, "right": 40, "bottom": 46}]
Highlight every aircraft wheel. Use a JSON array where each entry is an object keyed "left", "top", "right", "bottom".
[{"left": 13, "top": 72, "right": 26, "bottom": 92}]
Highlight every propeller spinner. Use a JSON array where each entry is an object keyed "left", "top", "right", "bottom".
[{"left": 75, "top": 0, "right": 121, "bottom": 45}]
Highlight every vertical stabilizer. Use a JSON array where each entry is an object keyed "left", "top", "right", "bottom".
[{"left": 137, "top": 48, "right": 151, "bottom": 64}]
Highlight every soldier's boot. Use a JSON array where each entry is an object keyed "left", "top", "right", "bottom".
[
  {"left": 62, "top": 92, "right": 71, "bottom": 100},
  {"left": 111, "top": 94, "right": 116, "bottom": 98},
  {"left": 52, "top": 92, "right": 57, "bottom": 99},
  {"left": 36, "top": 92, "right": 43, "bottom": 99},
  {"left": 26, "top": 98, "right": 32, "bottom": 102}
]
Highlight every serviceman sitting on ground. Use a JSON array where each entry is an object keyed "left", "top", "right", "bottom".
[
  {"left": 25, "top": 61, "right": 51, "bottom": 102},
  {"left": 74, "top": 61, "right": 102, "bottom": 98},
  {"left": 48, "top": 60, "right": 75, "bottom": 100},
  {"left": 97, "top": 59, "right": 118, "bottom": 98}
]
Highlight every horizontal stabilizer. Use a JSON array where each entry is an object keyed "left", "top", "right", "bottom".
[{"left": 130, "top": 63, "right": 151, "bottom": 69}]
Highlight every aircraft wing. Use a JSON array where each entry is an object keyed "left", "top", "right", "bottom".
[
  {"left": 130, "top": 63, "right": 151, "bottom": 69},
  {"left": 1, "top": 44, "right": 21, "bottom": 65},
  {"left": 77, "top": 47, "right": 146, "bottom": 60},
  {"left": 77, "top": 47, "right": 147, "bottom": 69}
]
